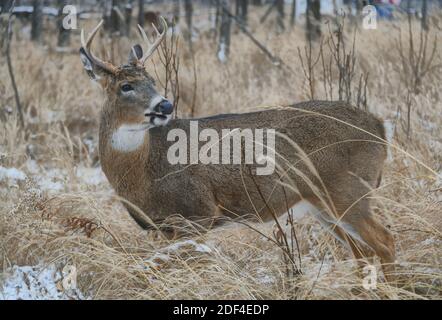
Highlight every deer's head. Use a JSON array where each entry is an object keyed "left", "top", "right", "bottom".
[{"left": 79, "top": 18, "right": 173, "bottom": 128}]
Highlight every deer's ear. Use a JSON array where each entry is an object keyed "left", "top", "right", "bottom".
[
  {"left": 80, "top": 47, "right": 111, "bottom": 81},
  {"left": 128, "top": 44, "right": 143, "bottom": 65}
]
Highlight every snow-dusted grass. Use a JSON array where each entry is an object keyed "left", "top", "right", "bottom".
[
  {"left": 0, "top": 264, "right": 86, "bottom": 300},
  {"left": 0, "top": 11, "right": 441, "bottom": 300},
  {"left": 0, "top": 166, "right": 26, "bottom": 185}
]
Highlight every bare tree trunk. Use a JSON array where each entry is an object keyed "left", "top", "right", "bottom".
[
  {"left": 218, "top": 0, "right": 231, "bottom": 63},
  {"left": 110, "top": 0, "right": 120, "bottom": 34},
  {"left": 355, "top": 0, "right": 363, "bottom": 15},
  {"left": 346, "top": 0, "right": 352, "bottom": 13},
  {"left": 242, "top": 0, "right": 249, "bottom": 24},
  {"left": 332, "top": 0, "right": 339, "bottom": 29},
  {"left": 57, "top": 0, "right": 70, "bottom": 47},
  {"left": 406, "top": 0, "right": 411, "bottom": 19},
  {"left": 138, "top": 0, "right": 144, "bottom": 27},
  {"left": 306, "top": 0, "right": 321, "bottom": 41},
  {"left": 31, "top": 0, "right": 43, "bottom": 42},
  {"left": 1, "top": 0, "right": 14, "bottom": 14},
  {"left": 124, "top": 2, "right": 133, "bottom": 37},
  {"left": 213, "top": 0, "right": 221, "bottom": 41},
  {"left": 276, "top": 0, "right": 285, "bottom": 32},
  {"left": 306, "top": 0, "right": 311, "bottom": 39},
  {"left": 221, "top": 4, "right": 282, "bottom": 65},
  {"left": 422, "top": 0, "right": 428, "bottom": 31},
  {"left": 184, "top": 0, "right": 193, "bottom": 47},
  {"left": 3, "top": 1, "right": 25, "bottom": 128},
  {"left": 172, "top": 0, "right": 180, "bottom": 26},
  {"left": 260, "top": 1, "right": 275, "bottom": 24},
  {"left": 109, "top": 0, "right": 128, "bottom": 36},
  {"left": 344, "top": 0, "right": 354, "bottom": 24},
  {"left": 290, "top": 0, "right": 296, "bottom": 27},
  {"left": 215, "top": 0, "right": 221, "bottom": 27},
  {"left": 236, "top": 0, "right": 248, "bottom": 25}
]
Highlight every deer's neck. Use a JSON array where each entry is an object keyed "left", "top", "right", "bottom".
[{"left": 98, "top": 108, "right": 151, "bottom": 197}]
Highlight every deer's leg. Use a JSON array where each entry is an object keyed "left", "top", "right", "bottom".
[
  {"left": 348, "top": 214, "right": 396, "bottom": 282},
  {"left": 331, "top": 195, "right": 396, "bottom": 282},
  {"left": 310, "top": 203, "right": 375, "bottom": 267},
  {"left": 333, "top": 224, "right": 375, "bottom": 264}
]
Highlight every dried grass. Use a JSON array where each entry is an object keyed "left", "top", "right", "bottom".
[{"left": 0, "top": 11, "right": 441, "bottom": 299}]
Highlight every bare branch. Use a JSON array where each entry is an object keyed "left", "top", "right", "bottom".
[{"left": 3, "top": 0, "right": 25, "bottom": 128}]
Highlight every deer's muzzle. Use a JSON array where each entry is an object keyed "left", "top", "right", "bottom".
[{"left": 155, "top": 100, "right": 174, "bottom": 115}]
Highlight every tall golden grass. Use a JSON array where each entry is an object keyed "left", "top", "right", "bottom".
[{"left": 0, "top": 9, "right": 441, "bottom": 299}]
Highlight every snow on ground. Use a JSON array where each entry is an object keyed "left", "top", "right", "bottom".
[
  {"left": 0, "top": 161, "right": 107, "bottom": 197},
  {"left": 255, "top": 267, "right": 276, "bottom": 285},
  {"left": 75, "top": 166, "right": 107, "bottom": 186},
  {"left": 0, "top": 264, "right": 86, "bottom": 300},
  {"left": 290, "top": 200, "right": 317, "bottom": 220},
  {"left": 383, "top": 120, "right": 396, "bottom": 162},
  {"left": 34, "top": 167, "right": 66, "bottom": 192},
  {"left": 25, "top": 159, "right": 107, "bottom": 192},
  {"left": 0, "top": 166, "right": 27, "bottom": 186},
  {"left": 165, "top": 239, "right": 212, "bottom": 253},
  {"left": 144, "top": 240, "right": 213, "bottom": 269}
]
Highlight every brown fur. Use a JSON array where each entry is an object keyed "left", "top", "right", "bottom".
[
  {"left": 99, "top": 100, "right": 395, "bottom": 279},
  {"left": 80, "top": 43, "right": 395, "bottom": 281}
]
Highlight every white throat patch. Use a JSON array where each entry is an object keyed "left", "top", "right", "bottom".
[{"left": 111, "top": 124, "right": 147, "bottom": 153}]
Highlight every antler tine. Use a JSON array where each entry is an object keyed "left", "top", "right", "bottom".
[
  {"left": 80, "top": 20, "right": 116, "bottom": 73},
  {"left": 82, "top": 20, "right": 104, "bottom": 50},
  {"left": 137, "top": 24, "right": 153, "bottom": 46},
  {"left": 138, "top": 16, "right": 168, "bottom": 65}
]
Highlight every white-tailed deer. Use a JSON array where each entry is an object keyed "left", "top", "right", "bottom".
[{"left": 80, "top": 18, "right": 395, "bottom": 281}]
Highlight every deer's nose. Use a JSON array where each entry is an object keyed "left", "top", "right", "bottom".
[{"left": 155, "top": 100, "right": 173, "bottom": 115}]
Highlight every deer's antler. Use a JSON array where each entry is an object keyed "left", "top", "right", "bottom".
[
  {"left": 137, "top": 16, "right": 168, "bottom": 65},
  {"left": 80, "top": 20, "right": 117, "bottom": 73}
]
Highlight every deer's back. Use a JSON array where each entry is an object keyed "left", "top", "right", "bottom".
[
  {"left": 149, "top": 100, "right": 386, "bottom": 167},
  {"left": 144, "top": 101, "right": 387, "bottom": 220}
]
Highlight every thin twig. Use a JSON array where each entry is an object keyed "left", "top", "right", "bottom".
[{"left": 3, "top": 0, "right": 24, "bottom": 128}]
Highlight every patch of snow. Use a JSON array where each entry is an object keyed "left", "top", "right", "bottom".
[
  {"left": 4, "top": 105, "right": 13, "bottom": 114},
  {"left": 82, "top": 137, "right": 96, "bottom": 155},
  {"left": 302, "top": 257, "right": 334, "bottom": 282},
  {"left": 24, "top": 162, "right": 106, "bottom": 193},
  {"left": 75, "top": 166, "right": 107, "bottom": 186},
  {"left": 144, "top": 253, "right": 171, "bottom": 268},
  {"left": 420, "top": 119, "right": 438, "bottom": 131},
  {"left": 217, "top": 43, "right": 227, "bottom": 63},
  {"left": 429, "top": 139, "right": 442, "bottom": 154},
  {"left": 420, "top": 237, "right": 442, "bottom": 247},
  {"left": 290, "top": 200, "right": 318, "bottom": 220},
  {"left": 25, "top": 159, "right": 40, "bottom": 174},
  {"left": 255, "top": 267, "right": 276, "bottom": 285},
  {"left": 143, "top": 240, "right": 212, "bottom": 269},
  {"left": 165, "top": 239, "right": 212, "bottom": 254},
  {"left": 0, "top": 166, "right": 27, "bottom": 185},
  {"left": 12, "top": 6, "right": 58, "bottom": 16},
  {"left": 35, "top": 168, "right": 66, "bottom": 192},
  {"left": 384, "top": 119, "right": 395, "bottom": 162},
  {"left": 28, "top": 110, "right": 65, "bottom": 125},
  {"left": 282, "top": 0, "right": 346, "bottom": 18},
  {"left": 0, "top": 264, "right": 86, "bottom": 300}
]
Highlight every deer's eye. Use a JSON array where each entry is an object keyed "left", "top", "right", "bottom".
[{"left": 121, "top": 84, "right": 134, "bottom": 92}]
